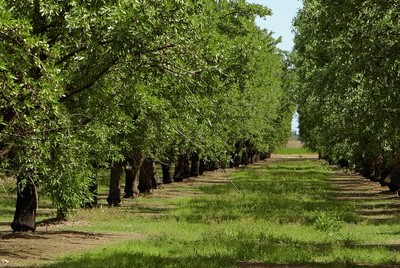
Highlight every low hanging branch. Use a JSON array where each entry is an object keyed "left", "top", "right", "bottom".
[{"left": 60, "top": 57, "right": 119, "bottom": 101}]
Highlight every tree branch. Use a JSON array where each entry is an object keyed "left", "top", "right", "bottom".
[
  {"left": 0, "top": 142, "right": 14, "bottom": 161},
  {"left": 60, "top": 57, "right": 119, "bottom": 101}
]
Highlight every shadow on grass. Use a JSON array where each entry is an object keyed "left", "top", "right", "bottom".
[
  {"left": 43, "top": 252, "right": 237, "bottom": 268},
  {"left": 176, "top": 194, "right": 357, "bottom": 225},
  {"left": 0, "top": 230, "right": 108, "bottom": 240},
  {"left": 177, "top": 166, "right": 358, "bottom": 225},
  {"left": 40, "top": 236, "right": 399, "bottom": 268}
]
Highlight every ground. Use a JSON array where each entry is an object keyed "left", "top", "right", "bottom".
[
  {"left": 0, "top": 228, "right": 142, "bottom": 267},
  {"left": 0, "top": 168, "right": 236, "bottom": 267},
  {"left": 1, "top": 149, "right": 399, "bottom": 267}
]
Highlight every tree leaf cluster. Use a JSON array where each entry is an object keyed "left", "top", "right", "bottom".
[
  {"left": 1, "top": 0, "right": 293, "bottom": 214},
  {"left": 294, "top": 1, "right": 400, "bottom": 174}
]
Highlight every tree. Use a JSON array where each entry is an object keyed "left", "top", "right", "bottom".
[
  {"left": 294, "top": 0, "right": 400, "bottom": 189},
  {"left": 1, "top": 0, "right": 212, "bottom": 228},
  {"left": 1, "top": 0, "right": 294, "bottom": 231}
]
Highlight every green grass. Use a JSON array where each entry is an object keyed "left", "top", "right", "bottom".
[
  {"left": 5, "top": 159, "right": 400, "bottom": 267},
  {"left": 0, "top": 178, "right": 18, "bottom": 222},
  {"left": 274, "top": 147, "right": 315, "bottom": 154}
]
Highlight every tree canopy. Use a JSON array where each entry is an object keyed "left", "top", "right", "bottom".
[
  {"left": 294, "top": 0, "right": 400, "bottom": 180},
  {"left": 1, "top": 0, "right": 293, "bottom": 221}
]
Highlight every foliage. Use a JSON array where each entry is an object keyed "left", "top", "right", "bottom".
[
  {"left": 314, "top": 211, "right": 343, "bottom": 235},
  {"left": 293, "top": 0, "right": 400, "bottom": 167},
  {"left": 0, "top": 0, "right": 293, "bottom": 217}
]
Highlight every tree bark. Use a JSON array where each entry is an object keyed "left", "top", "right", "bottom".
[
  {"left": 138, "top": 158, "right": 159, "bottom": 194},
  {"left": 208, "top": 160, "right": 219, "bottom": 171},
  {"left": 234, "top": 154, "right": 241, "bottom": 167},
  {"left": 387, "top": 152, "right": 400, "bottom": 192},
  {"left": 173, "top": 154, "right": 190, "bottom": 182},
  {"left": 229, "top": 153, "right": 235, "bottom": 168},
  {"left": 359, "top": 157, "right": 374, "bottom": 178},
  {"left": 260, "top": 153, "right": 270, "bottom": 160},
  {"left": 107, "top": 161, "right": 124, "bottom": 206},
  {"left": 124, "top": 154, "right": 143, "bottom": 198},
  {"left": 388, "top": 164, "right": 400, "bottom": 192},
  {"left": 241, "top": 151, "right": 249, "bottom": 165},
  {"left": 199, "top": 159, "right": 206, "bottom": 175},
  {"left": 11, "top": 176, "right": 37, "bottom": 232},
  {"left": 190, "top": 153, "right": 199, "bottom": 177},
  {"left": 161, "top": 162, "right": 173, "bottom": 184}
]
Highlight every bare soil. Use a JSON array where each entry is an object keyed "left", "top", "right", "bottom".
[
  {"left": 0, "top": 158, "right": 399, "bottom": 267},
  {"left": 0, "top": 168, "right": 234, "bottom": 267},
  {"left": 272, "top": 140, "right": 319, "bottom": 159},
  {"left": 0, "top": 228, "right": 143, "bottom": 268},
  {"left": 286, "top": 140, "right": 303, "bottom": 148}
]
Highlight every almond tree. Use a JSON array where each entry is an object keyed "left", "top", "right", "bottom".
[
  {"left": 1, "top": 0, "right": 294, "bottom": 231},
  {"left": 1, "top": 0, "right": 211, "bottom": 230},
  {"left": 294, "top": 0, "right": 400, "bottom": 188}
]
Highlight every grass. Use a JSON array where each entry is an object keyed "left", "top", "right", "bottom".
[
  {"left": 4, "top": 159, "right": 400, "bottom": 267},
  {"left": 274, "top": 147, "right": 315, "bottom": 154},
  {"left": 0, "top": 177, "right": 18, "bottom": 222}
]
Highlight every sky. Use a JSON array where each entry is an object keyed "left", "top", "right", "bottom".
[
  {"left": 247, "top": 0, "right": 303, "bottom": 51},
  {"left": 247, "top": 0, "right": 303, "bottom": 133}
]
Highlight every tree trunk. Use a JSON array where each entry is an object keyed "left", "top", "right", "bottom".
[
  {"left": 209, "top": 160, "right": 219, "bottom": 171},
  {"left": 11, "top": 176, "right": 37, "bottom": 232},
  {"left": 190, "top": 153, "right": 199, "bottom": 177},
  {"left": 173, "top": 154, "right": 190, "bottom": 182},
  {"left": 183, "top": 155, "right": 190, "bottom": 178},
  {"left": 388, "top": 164, "right": 400, "bottom": 192},
  {"left": 161, "top": 162, "right": 173, "bottom": 184},
  {"left": 234, "top": 154, "right": 241, "bottom": 167},
  {"left": 248, "top": 150, "right": 254, "bottom": 164},
  {"left": 138, "top": 158, "right": 158, "bottom": 194},
  {"left": 337, "top": 159, "right": 349, "bottom": 169},
  {"left": 151, "top": 163, "right": 160, "bottom": 190},
  {"left": 260, "top": 153, "right": 270, "bottom": 160},
  {"left": 199, "top": 159, "right": 205, "bottom": 175},
  {"left": 124, "top": 154, "right": 142, "bottom": 198},
  {"left": 229, "top": 154, "right": 235, "bottom": 168},
  {"left": 107, "top": 161, "right": 124, "bottom": 206},
  {"left": 368, "top": 155, "right": 383, "bottom": 182},
  {"left": 360, "top": 157, "right": 374, "bottom": 178},
  {"left": 56, "top": 208, "right": 67, "bottom": 221},
  {"left": 241, "top": 151, "right": 249, "bottom": 165},
  {"left": 379, "top": 164, "right": 392, "bottom": 186},
  {"left": 254, "top": 153, "right": 260, "bottom": 163},
  {"left": 387, "top": 152, "right": 400, "bottom": 192}
]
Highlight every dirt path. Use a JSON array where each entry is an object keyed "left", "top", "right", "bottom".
[
  {"left": 0, "top": 230, "right": 142, "bottom": 268},
  {"left": 1, "top": 157, "right": 399, "bottom": 267},
  {"left": 0, "top": 168, "right": 235, "bottom": 267}
]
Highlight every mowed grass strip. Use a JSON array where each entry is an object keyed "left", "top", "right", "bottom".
[
  {"left": 44, "top": 159, "right": 400, "bottom": 268},
  {"left": 274, "top": 147, "right": 315, "bottom": 155}
]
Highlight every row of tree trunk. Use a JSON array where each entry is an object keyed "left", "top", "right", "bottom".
[
  {"left": 324, "top": 153, "right": 400, "bottom": 194},
  {"left": 106, "top": 153, "right": 225, "bottom": 207},
  {"left": 10, "top": 147, "right": 266, "bottom": 232}
]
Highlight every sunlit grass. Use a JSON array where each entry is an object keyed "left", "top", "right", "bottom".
[
  {"left": 0, "top": 178, "right": 17, "bottom": 222},
  {"left": 274, "top": 147, "right": 315, "bottom": 154},
  {"left": 8, "top": 159, "right": 400, "bottom": 267}
]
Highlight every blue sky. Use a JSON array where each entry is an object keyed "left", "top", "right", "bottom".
[
  {"left": 247, "top": 0, "right": 303, "bottom": 51},
  {"left": 247, "top": 0, "right": 303, "bottom": 132}
]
